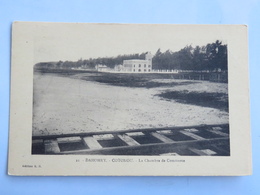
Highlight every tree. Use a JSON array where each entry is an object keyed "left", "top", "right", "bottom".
[
  {"left": 35, "top": 40, "right": 227, "bottom": 72},
  {"left": 205, "top": 40, "right": 227, "bottom": 71}
]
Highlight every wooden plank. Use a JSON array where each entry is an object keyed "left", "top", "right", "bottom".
[
  {"left": 207, "top": 130, "right": 229, "bottom": 137},
  {"left": 183, "top": 128, "right": 199, "bottom": 132},
  {"left": 93, "top": 134, "right": 114, "bottom": 140},
  {"left": 180, "top": 130, "right": 205, "bottom": 140},
  {"left": 126, "top": 132, "right": 144, "bottom": 136},
  {"left": 59, "top": 137, "right": 229, "bottom": 155},
  {"left": 32, "top": 139, "right": 43, "bottom": 145},
  {"left": 200, "top": 149, "right": 217, "bottom": 155},
  {"left": 116, "top": 134, "right": 140, "bottom": 146},
  {"left": 44, "top": 140, "right": 60, "bottom": 154},
  {"left": 150, "top": 132, "right": 175, "bottom": 143},
  {"left": 82, "top": 136, "right": 103, "bottom": 149},
  {"left": 160, "top": 152, "right": 180, "bottom": 156},
  {"left": 189, "top": 148, "right": 213, "bottom": 156},
  {"left": 57, "top": 136, "right": 81, "bottom": 144},
  {"left": 156, "top": 130, "right": 172, "bottom": 134},
  {"left": 211, "top": 145, "right": 230, "bottom": 155},
  {"left": 32, "top": 123, "right": 229, "bottom": 140},
  {"left": 212, "top": 127, "right": 223, "bottom": 131}
]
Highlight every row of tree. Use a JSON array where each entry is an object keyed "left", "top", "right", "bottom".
[
  {"left": 35, "top": 40, "right": 227, "bottom": 72},
  {"left": 152, "top": 40, "right": 227, "bottom": 71}
]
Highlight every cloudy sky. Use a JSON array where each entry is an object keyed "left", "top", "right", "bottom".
[{"left": 33, "top": 23, "right": 227, "bottom": 64}]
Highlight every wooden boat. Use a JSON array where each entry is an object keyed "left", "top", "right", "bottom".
[{"left": 32, "top": 123, "right": 230, "bottom": 156}]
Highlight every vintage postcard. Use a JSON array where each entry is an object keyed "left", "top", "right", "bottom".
[{"left": 8, "top": 22, "right": 251, "bottom": 176}]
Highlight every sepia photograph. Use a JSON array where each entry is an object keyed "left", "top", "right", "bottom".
[
  {"left": 31, "top": 24, "right": 230, "bottom": 156},
  {"left": 3, "top": 0, "right": 259, "bottom": 194},
  {"left": 8, "top": 22, "right": 251, "bottom": 176}
]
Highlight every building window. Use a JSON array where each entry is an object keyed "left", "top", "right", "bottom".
[
  {"left": 148, "top": 69, "right": 151, "bottom": 72},
  {"left": 144, "top": 69, "right": 146, "bottom": 72},
  {"left": 148, "top": 65, "right": 151, "bottom": 67},
  {"left": 144, "top": 64, "right": 146, "bottom": 68},
  {"left": 134, "top": 64, "right": 135, "bottom": 67},
  {"left": 138, "top": 69, "right": 141, "bottom": 72},
  {"left": 133, "top": 69, "right": 135, "bottom": 72},
  {"left": 139, "top": 64, "right": 141, "bottom": 67}
]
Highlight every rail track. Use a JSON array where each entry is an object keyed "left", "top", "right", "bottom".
[{"left": 32, "top": 124, "right": 230, "bottom": 156}]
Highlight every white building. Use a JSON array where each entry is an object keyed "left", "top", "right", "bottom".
[
  {"left": 122, "top": 52, "right": 153, "bottom": 73},
  {"left": 114, "top": 64, "right": 124, "bottom": 71},
  {"left": 95, "top": 64, "right": 109, "bottom": 71}
]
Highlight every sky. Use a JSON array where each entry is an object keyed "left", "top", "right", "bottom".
[{"left": 32, "top": 23, "right": 227, "bottom": 64}]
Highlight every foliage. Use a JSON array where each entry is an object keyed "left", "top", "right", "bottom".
[
  {"left": 34, "top": 40, "right": 227, "bottom": 72},
  {"left": 152, "top": 40, "right": 227, "bottom": 71}
]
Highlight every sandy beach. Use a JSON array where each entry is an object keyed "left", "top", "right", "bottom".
[{"left": 33, "top": 72, "right": 229, "bottom": 136}]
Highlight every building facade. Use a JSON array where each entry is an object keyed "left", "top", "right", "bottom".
[
  {"left": 122, "top": 52, "right": 153, "bottom": 73},
  {"left": 95, "top": 64, "right": 109, "bottom": 71}
]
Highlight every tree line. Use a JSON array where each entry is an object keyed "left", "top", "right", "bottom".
[
  {"left": 152, "top": 40, "right": 227, "bottom": 71},
  {"left": 35, "top": 40, "right": 227, "bottom": 72}
]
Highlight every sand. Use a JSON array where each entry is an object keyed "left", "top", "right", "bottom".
[{"left": 32, "top": 73, "right": 229, "bottom": 136}]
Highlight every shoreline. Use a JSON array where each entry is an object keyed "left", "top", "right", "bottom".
[{"left": 33, "top": 72, "right": 229, "bottom": 136}]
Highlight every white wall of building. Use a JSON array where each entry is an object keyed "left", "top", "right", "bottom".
[{"left": 122, "top": 52, "right": 153, "bottom": 73}]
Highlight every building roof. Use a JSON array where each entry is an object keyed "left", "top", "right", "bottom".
[{"left": 123, "top": 59, "right": 149, "bottom": 62}]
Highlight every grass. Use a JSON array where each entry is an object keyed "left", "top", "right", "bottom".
[
  {"left": 35, "top": 69, "right": 190, "bottom": 88},
  {"left": 81, "top": 72, "right": 194, "bottom": 88},
  {"left": 35, "top": 68, "right": 229, "bottom": 111},
  {"left": 35, "top": 68, "right": 97, "bottom": 76},
  {"left": 157, "top": 91, "right": 229, "bottom": 111}
]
